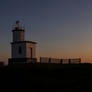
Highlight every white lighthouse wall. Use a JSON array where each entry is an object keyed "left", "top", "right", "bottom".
[
  {"left": 12, "top": 43, "right": 26, "bottom": 58},
  {"left": 26, "top": 43, "right": 36, "bottom": 58},
  {"left": 13, "top": 31, "right": 24, "bottom": 42}
]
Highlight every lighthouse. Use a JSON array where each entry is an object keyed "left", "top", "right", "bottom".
[{"left": 8, "top": 21, "right": 37, "bottom": 64}]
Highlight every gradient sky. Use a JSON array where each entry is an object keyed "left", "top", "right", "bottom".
[{"left": 0, "top": 0, "right": 92, "bottom": 64}]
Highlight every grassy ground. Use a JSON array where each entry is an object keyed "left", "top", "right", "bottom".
[{"left": 0, "top": 63, "right": 92, "bottom": 92}]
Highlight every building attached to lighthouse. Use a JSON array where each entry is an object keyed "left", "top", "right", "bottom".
[{"left": 9, "top": 21, "right": 37, "bottom": 64}]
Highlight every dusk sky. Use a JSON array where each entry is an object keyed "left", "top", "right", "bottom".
[{"left": 0, "top": 0, "right": 92, "bottom": 64}]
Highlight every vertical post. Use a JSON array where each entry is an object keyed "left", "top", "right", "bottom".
[
  {"left": 40, "top": 57, "right": 42, "bottom": 63},
  {"left": 49, "top": 58, "right": 51, "bottom": 63},
  {"left": 68, "top": 59, "right": 71, "bottom": 64},
  {"left": 60, "top": 59, "right": 63, "bottom": 64},
  {"left": 79, "top": 58, "right": 81, "bottom": 64}
]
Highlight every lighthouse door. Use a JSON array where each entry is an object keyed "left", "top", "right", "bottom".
[{"left": 30, "top": 47, "right": 33, "bottom": 59}]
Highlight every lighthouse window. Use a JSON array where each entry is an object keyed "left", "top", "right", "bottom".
[{"left": 19, "top": 46, "right": 22, "bottom": 54}]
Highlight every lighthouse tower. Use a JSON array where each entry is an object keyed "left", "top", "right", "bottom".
[{"left": 9, "top": 21, "right": 37, "bottom": 64}]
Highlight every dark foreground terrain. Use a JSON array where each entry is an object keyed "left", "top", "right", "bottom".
[{"left": 0, "top": 63, "right": 92, "bottom": 92}]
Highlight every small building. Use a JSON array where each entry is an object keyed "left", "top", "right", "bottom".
[{"left": 8, "top": 21, "right": 37, "bottom": 64}]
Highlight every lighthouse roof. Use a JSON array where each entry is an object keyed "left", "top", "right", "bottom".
[
  {"left": 11, "top": 41, "right": 37, "bottom": 44},
  {"left": 12, "top": 27, "right": 24, "bottom": 32}
]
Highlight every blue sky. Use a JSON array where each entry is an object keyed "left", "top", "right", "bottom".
[{"left": 0, "top": 0, "right": 92, "bottom": 64}]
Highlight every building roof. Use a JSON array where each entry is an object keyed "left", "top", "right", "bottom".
[{"left": 11, "top": 41, "right": 37, "bottom": 44}]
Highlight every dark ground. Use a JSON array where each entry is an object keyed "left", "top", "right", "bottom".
[{"left": 0, "top": 63, "right": 92, "bottom": 92}]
